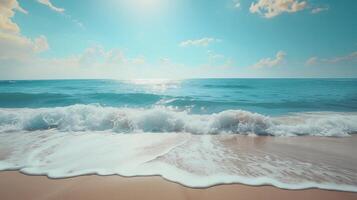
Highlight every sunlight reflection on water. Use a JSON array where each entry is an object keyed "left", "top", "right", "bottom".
[{"left": 125, "top": 79, "right": 182, "bottom": 92}]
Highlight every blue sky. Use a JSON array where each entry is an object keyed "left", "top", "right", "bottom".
[{"left": 0, "top": 0, "right": 357, "bottom": 79}]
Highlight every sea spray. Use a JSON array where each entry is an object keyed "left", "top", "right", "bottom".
[{"left": 0, "top": 105, "right": 356, "bottom": 136}]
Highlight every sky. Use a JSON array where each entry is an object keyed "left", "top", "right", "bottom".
[{"left": 0, "top": 0, "right": 357, "bottom": 79}]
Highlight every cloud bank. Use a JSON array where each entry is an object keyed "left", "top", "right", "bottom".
[
  {"left": 0, "top": 0, "right": 27, "bottom": 33},
  {"left": 306, "top": 52, "right": 357, "bottom": 66},
  {"left": 0, "top": 0, "right": 49, "bottom": 65}
]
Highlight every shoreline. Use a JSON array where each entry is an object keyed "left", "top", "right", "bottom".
[
  {"left": 3, "top": 169, "right": 357, "bottom": 192},
  {"left": 1, "top": 134, "right": 357, "bottom": 193},
  {"left": 1, "top": 171, "right": 357, "bottom": 200},
  {"left": 2, "top": 169, "right": 355, "bottom": 192}
]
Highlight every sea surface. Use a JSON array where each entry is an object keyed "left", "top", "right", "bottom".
[
  {"left": 0, "top": 79, "right": 357, "bottom": 191},
  {"left": 1, "top": 79, "right": 357, "bottom": 114}
]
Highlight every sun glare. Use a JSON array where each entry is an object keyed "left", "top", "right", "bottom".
[{"left": 119, "top": 0, "right": 169, "bottom": 16}]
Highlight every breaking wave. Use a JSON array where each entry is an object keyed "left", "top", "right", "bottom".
[{"left": 0, "top": 104, "right": 356, "bottom": 136}]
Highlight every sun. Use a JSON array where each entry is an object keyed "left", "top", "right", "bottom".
[{"left": 119, "top": 0, "right": 168, "bottom": 16}]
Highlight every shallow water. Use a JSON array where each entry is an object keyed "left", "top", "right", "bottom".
[{"left": 0, "top": 132, "right": 356, "bottom": 191}]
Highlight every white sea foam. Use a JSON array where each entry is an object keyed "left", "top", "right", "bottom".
[
  {"left": 0, "top": 132, "right": 357, "bottom": 191},
  {"left": 0, "top": 105, "right": 356, "bottom": 136}
]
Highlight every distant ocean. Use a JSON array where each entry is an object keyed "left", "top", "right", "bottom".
[{"left": 1, "top": 79, "right": 357, "bottom": 191}]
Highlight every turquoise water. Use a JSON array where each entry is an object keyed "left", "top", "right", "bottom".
[
  {"left": 0, "top": 79, "right": 357, "bottom": 136},
  {"left": 1, "top": 79, "right": 357, "bottom": 115}
]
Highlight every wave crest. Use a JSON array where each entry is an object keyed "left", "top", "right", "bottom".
[{"left": 0, "top": 105, "right": 356, "bottom": 136}]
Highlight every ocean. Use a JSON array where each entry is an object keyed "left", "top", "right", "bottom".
[
  {"left": 0, "top": 79, "right": 357, "bottom": 191},
  {"left": 0, "top": 78, "right": 356, "bottom": 136},
  {"left": 1, "top": 79, "right": 357, "bottom": 115}
]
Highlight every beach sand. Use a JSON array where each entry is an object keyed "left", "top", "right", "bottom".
[{"left": 0, "top": 171, "right": 356, "bottom": 200}]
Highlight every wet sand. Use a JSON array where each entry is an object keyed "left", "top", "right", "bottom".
[
  {"left": 1, "top": 134, "right": 357, "bottom": 199},
  {"left": 0, "top": 171, "right": 356, "bottom": 200}
]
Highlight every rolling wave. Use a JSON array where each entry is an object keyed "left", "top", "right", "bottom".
[{"left": 0, "top": 104, "right": 356, "bottom": 136}]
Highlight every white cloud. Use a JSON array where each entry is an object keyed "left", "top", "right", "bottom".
[
  {"left": 203, "top": 50, "right": 235, "bottom": 71},
  {"left": 179, "top": 37, "right": 220, "bottom": 47},
  {"left": 33, "top": 35, "right": 49, "bottom": 52},
  {"left": 250, "top": 0, "right": 307, "bottom": 18},
  {"left": 0, "top": 33, "right": 48, "bottom": 60},
  {"left": 305, "top": 56, "right": 318, "bottom": 66},
  {"left": 36, "top": 0, "right": 83, "bottom": 28},
  {"left": 207, "top": 50, "right": 226, "bottom": 65},
  {"left": 0, "top": 0, "right": 27, "bottom": 33},
  {"left": 76, "top": 46, "right": 146, "bottom": 68},
  {"left": 37, "top": 0, "right": 65, "bottom": 13},
  {"left": 66, "top": 16, "right": 84, "bottom": 28},
  {"left": 0, "top": 0, "right": 49, "bottom": 64},
  {"left": 311, "top": 6, "right": 329, "bottom": 14},
  {"left": 233, "top": 0, "right": 241, "bottom": 9},
  {"left": 0, "top": 44, "right": 151, "bottom": 79},
  {"left": 207, "top": 50, "right": 225, "bottom": 61},
  {"left": 306, "top": 52, "right": 357, "bottom": 66},
  {"left": 252, "top": 51, "right": 286, "bottom": 68},
  {"left": 329, "top": 52, "right": 357, "bottom": 63}
]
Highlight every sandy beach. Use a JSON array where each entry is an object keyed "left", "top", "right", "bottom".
[{"left": 0, "top": 171, "right": 356, "bottom": 200}]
